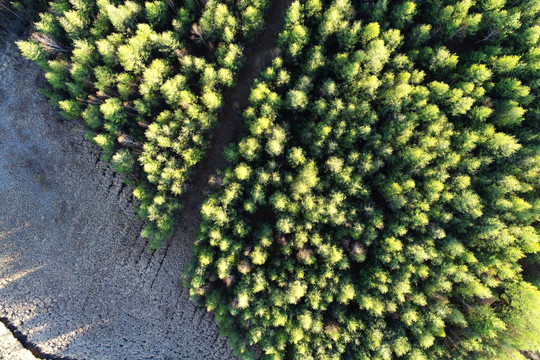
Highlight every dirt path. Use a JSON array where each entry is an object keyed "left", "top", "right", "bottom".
[
  {"left": 174, "top": 0, "right": 292, "bottom": 226},
  {"left": 0, "top": 1, "right": 290, "bottom": 358}
]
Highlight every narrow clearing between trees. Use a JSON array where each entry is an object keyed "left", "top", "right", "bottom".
[{"left": 0, "top": 0, "right": 289, "bottom": 358}]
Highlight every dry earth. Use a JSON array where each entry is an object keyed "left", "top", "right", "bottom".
[{"left": 0, "top": 0, "right": 290, "bottom": 357}]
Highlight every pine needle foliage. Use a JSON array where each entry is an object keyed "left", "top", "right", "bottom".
[
  {"left": 17, "top": 0, "right": 270, "bottom": 249},
  {"left": 186, "top": 0, "right": 540, "bottom": 359}
]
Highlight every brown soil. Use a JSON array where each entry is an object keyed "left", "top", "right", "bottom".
[{"left": 174, "top": 0, "right": 292, "bottom": 228}]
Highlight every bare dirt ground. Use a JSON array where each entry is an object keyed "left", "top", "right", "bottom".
[{"left": 0, "top": 0, "right": 290, "bottom": 358}]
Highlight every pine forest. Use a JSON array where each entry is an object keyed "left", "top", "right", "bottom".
[{"left": 6, "top": 0, "right": 540, "bottom": 359}]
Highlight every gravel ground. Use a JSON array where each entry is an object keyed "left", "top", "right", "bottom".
[{"left": 0, "top": 36, "right": 236, "bottom": 360}]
